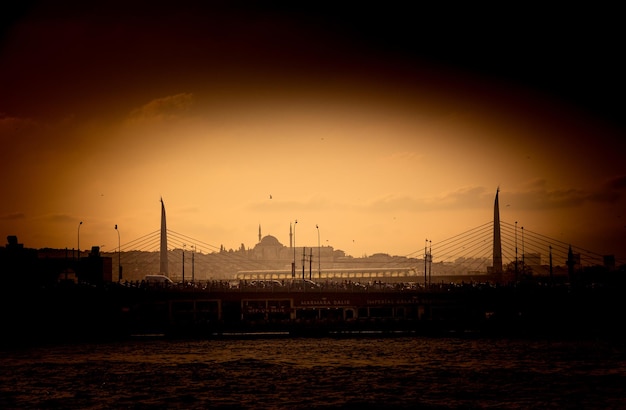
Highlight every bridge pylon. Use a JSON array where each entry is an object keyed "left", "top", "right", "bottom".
[
  {"left": 492, "top": 188, "right": 503, "bottom": 275},
  {"left": 160, "top": 198, "right": 169, "bottom": 275}
]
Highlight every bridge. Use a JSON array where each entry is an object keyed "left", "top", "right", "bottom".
[{"left": 109, "top": 193, "right": 622, "bottom": 282}]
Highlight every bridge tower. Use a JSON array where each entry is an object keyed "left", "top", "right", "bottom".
[
  {"left": 492, "top": 188, "right": 503, "bottom": 274},
  {"left": 160, "top": 197, "right": 169, "bottom": 275}
]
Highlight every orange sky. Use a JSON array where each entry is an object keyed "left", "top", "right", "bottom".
[{"left": 1, "top": 3, "right": 624, "bottom": 260}]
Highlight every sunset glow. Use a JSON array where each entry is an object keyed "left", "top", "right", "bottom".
[{"left": 1, "top": 3, "right": 624, "bottom": 260}]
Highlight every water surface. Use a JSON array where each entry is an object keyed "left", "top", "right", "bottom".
[{"left": 1, "top": 337, "right": 625, "bottom": 409}]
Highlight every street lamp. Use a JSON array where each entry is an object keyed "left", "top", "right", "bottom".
[
  {"left": 191, "top": 244, "right": 196, "bottom": 283},
  {"left": 77, "top": 221, "right": 83, "bottom": 260},
  {"left": 515, "top": 221, "right": 518, "bottom": 280},
  {"left": 521, "top": 226, "right": 525, "bottom": 274},
  {"left": 428, "top": 239, "right": 432, "bottom": 285},
  {"left": 424, "top": 238, "right": 428, "bottom": 287},
  {"left": 115, "top": 224, "right": 121, "bottom": 281},
  {"left": 293, "top": 220, "right": 297, "bottom": 279},
  {"left": 316, "top": 224, "right": 320, "bottom": 278}
]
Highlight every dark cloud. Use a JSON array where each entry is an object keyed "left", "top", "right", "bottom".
[
  {"left": 606, "top": 175, "right": 626, "bottom": 191},
  {"left": 358, "top": 181, "right": 624, "bottom": 214},
  {"left": 508, "top": 183, "right": 624, "bottom": 210},
  {"left": 0, "top": 212, "right": 25, "bottom": 220},
  {"left": 367, "top": 187, "right": 493, "bottom": 213},
  {"left": 127, "top": 93, "right": 195, "bottom": 122}
]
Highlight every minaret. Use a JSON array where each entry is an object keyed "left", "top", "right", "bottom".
[
  {"left": 160, "top": 197, "right": 169, "bottom": 275},
  {"left": 492, "top": 188, "right": 503, "bottom": 274},
  {"left": 258, "top": 224, "right": 262, "bottom": 243}
]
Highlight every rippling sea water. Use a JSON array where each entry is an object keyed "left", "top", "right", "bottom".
[{"left": 1, "top": 336, "right": 625, "bottom": 409}]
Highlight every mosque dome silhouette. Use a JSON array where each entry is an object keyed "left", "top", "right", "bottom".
[{"left": 258, "top": 235, "right": 282, "bottom": 247}]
